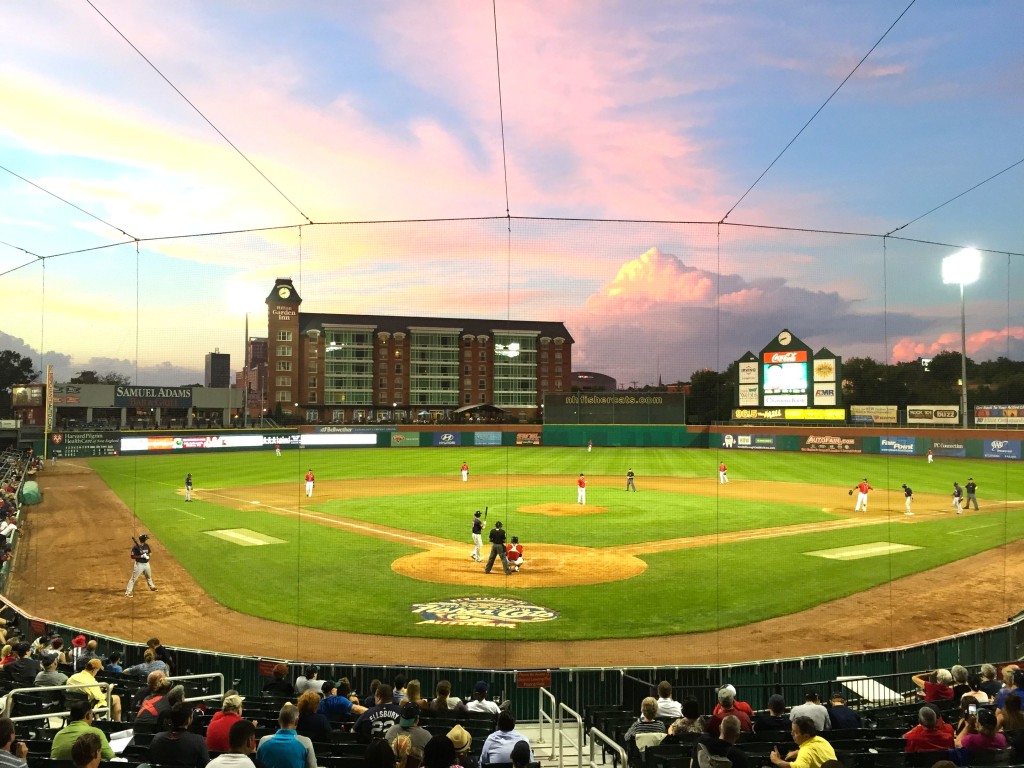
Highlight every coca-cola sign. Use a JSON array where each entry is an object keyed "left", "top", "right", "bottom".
[{"left": 762, "top": 350, "right": 807, "bottom": 363}]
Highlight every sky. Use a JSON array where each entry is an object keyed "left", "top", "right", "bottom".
[{"left": 0, "top": 0, "right": 1022, "bottom": 387}]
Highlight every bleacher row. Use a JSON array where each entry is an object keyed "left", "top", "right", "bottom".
[{"left": 0, "top": 448, "right": 33, "bottom": 586}]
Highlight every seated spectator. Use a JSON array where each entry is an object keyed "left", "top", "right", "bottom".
[
  {"left": 257, "top": 703, "right": 316, "bottom": 768},
  {"left": 337, "top": 677, "right": 360, "bottom": 703},
  {"left": 669, "top": 698, "right": 707, "bottom": 736},
  {"left": 296, "top": 690, "right": 332, "bottom": 743},
  {"left": 956, "top": 707, "right": 1007, "bottom": 750},
  {"left": 996, "top": 669, "right": 1024, "bottom": 711},
  {"left": 913, "top": 669, "right": 955, "bottom": 702},
  {"left": 466, "top": 681, "right": 500, "bottom": 715},
  {"left": 318, "top": 678, "right": 367, "bottom": 719},
  {"left": 827, "top": 693, "right": 861, "bottom": 730},
  {"left": 73, "top": 639, "right": 100, "bottom": 672},
  {"left": 67, "top": 659, "right": 121, "bottom": 721},
  {"left": 354, "top": 683, "right": 401, "bottom": 741},
  {"left": 753, "top": 695, "right": 790, "bottom": 733},
  {"left": 35, "top": 652, "right": 68, "bottom": 687},
  {"left": 770, "top": 716, "right": 837, "bottom": 768},
  {"left": 0, "top": 645, "right": 13, "bottom": 667},
  {"left": 430, "top": 679, "right": 466, "bottom": 712},
  {"left": 134, "top": 672, "right": 171, "bottom": 724},
  {"left": 51, "top": 700, "right": 116, "bottom": 761},
  {"left": 263, "top": 664, "right": 295, "bottom": 698},
  {"left": 362, "top": 679, "right": 382, "bottom": 709},
  {"left": 0, "top": 717, "right": 28, "bottom": 768},
  {"left": 387, "top": 703, "right": 432, "bottom": 753},
  {"left": 656, "top": 681, "right": 682, "bottom": 718},
  {"left": 392, "top": 674, "right": 409, "bottom": 704},
  {"left": 392, "top": 734, "right": 422, "bottom": 768},
  {"left": 904, "top": 706, "right": 955, "bottom": 752},
  {"left": 446, "top": 724, "right": 476, "bottom": 768},
  {"left": 979, "top": 664, "right": 1003, "bottom": 698},
  {"left": 146, "top": 636, "right": 175, "bottom": 672},
  {"left": 789, "top": 694, "right": 830, "bottom": 733},
  {"left": 365, "top": 738, "right": 397, "bottom": 768},
  {"left": 1, "top": 642, "right": 41, "bottom": 687},
  {"left": 954, "top": 697, "right": 978, "bottom": 740},
  {"left": 208, "top": 719, "right": 259, "bottom": 768},
  {"left": 294, "top": 665, "right": 322, "bottom": 696},
  {"left": 400, "top": 679, "right": 430, "bottom": 711},
  {"left": 103, "top": 652, "right": 123, "bottom": 674},
  {"left": 423, "top": 734, "right": 459, "bottom": 768},
  {"left": 950, "top": 666, "right": 971, "bottom": 701},
  {"left": 124, "top": 648, "right": 170, "bottom": 677},
  {"left": 706, "top": 688, "right": 751, "bottom": 737},
  {"left": 70, "top": 732, "right": 102, "bottom": 768},
  {"left": 997, "top": 692, "right": 1024, "bottom": 750},
  {"left": 967, "top": 674, "right": 991, "bottom": 703},
  {"left": 149, "top": 702, "right": 210, "bottom": 768},
  {"left": 695, "top": 714, "right": 748, "bottom": 768},
  {"left": 479, "top": 711, "right": 532, "bottom": 765},
  {"left": 510, "top": 741, "right": 531, "bottom": 768},
  {"left": 713, "top": 685, "right": 753, "bottom": 718},
  {"left": 45, "top": 637, "right": 68, "bottom": 666},
  {"left": 207, "top": 693, "right": 248, "bottom": 753},
  {"left": 624, "top": 697, "right": 667, "bottom": 751}
]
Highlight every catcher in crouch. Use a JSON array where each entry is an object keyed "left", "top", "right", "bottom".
[{"left": 506, "top": 535, "right": 525, "bottom": 572}]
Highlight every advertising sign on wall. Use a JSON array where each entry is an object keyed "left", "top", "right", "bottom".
[
  {"left": 721, "top": 434, "right": 777, "bottom": 450},
  {"left": 432, "top": 432, "right": 461, "bottom": 446},
  {"left": 813, "top": 386, "right": 837, "bottom": 406},
  {"left": 390, "top": 432, "right": 418, "bottom": 446},
  {"left": 738, "top": 362, "right": 758, "bottom": 384},
  {"left": 983, "top": 440, "right": 1021, "bottom": 460},
  {"left": 880, "top": 436, "right": 916, "bottom": 455},
  {"left": 50, "top": 432, "right": 120, "bottom": 458},
  {"left": 932, "top": 440, "right": 966, "bottom": 458},
  {"left": 850, "top": 405, "right": 898, "bottom": 424},
  {"left": 114, "top": 386, "right": 193, "bottom": 409},
  {"left": 516, "top": 432, "right": 542, "bottom": 445},
  {"left": 738, "top": 384, "right": 759, "bottom": 406},
  {"left": 813, "top": 358, "right": 837, "bottom": 382},
  {"left": 475, "top": 431, "right": 502, "bottom": 446},
  {"left": 762, "top": 350, "right": 808, "bottom": 407},
  {"left": 800, "top": 435, "right": 863, "bottom": 454},
  {"left": 975, "top": 405, "right": 1024, "bottom": 426},
  {"left": 907, "top": 406, "right": 959, "bottom": 425}
]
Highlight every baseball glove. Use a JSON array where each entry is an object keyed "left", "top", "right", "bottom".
[{"left": 848, "top": 489, "right": 853, "bottom": 495}]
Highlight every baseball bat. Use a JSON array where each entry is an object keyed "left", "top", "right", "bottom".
[
  {"left": 132, "top": 537, "right": 139, "bottom": 546},
  {"left": 484, "top": 506, "right": 488, "bottom": 520}
]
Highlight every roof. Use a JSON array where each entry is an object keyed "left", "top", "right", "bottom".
[{"left": 298, "top": 312, "right": 573, "bottom": 342}]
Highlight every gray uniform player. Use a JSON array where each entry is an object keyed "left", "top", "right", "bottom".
[
  {"left": 470, "top": 511, "right": 483, "bottom": 562},
  {"left": 125, "top": 534, "right": 157, "bottom": 597}
]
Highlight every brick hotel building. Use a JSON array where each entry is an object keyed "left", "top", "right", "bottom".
[{"left": 261, "top": 278, "right": 573, "bottom": 424}]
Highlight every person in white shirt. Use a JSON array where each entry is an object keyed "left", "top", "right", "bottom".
[
  {"left": 208, "top": 720, "right": 258, "bottom": 768},
  {"left": 465, "top": 681, "right": 501, "bottom": 715},
  {"left": 656, "top": 681, "right": 682, "bottom": 718}
]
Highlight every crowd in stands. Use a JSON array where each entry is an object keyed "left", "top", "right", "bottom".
[{"left": 0, "top": 449, "right": 31, "bottom": 571}]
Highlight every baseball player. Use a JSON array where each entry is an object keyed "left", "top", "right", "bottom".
[
  {"left": 506, "top": 535, "right": 525, "bottom": 572},
  {"left": 125, "top": 534, "right": 156, "bottom": 596},
  {"left": 470, "top": 510, "right": 484, "bottom": 562},
  {"left": 587, "top": 439, "right": 592, "bottom": 453},
  {"left": 305, "top": 469, "right": 315, "bottom": 498},
  {"left": 952, "top": 482, "right": 964, "bottom": 514},
  {"left": 625, "top": 468, "right": 636, "bottom": 492},
  {"left": 927, "top": 449, "right": 933, "bottom": 464},
  {"left": 902, "top": 484, "right": 913, "bottom": 516},
  {"left": 484, "top": 521, "right": 512, "bottom": 575},
  {"left": 577, "top": 473, "right": 586, "bottom": 505},
  {"left": 965, "top": 477, "right": 979, "bottom": 510},
  {"left": 719, "top": 462, "right": 729, "bottom": 484},
  {"left": 275, "top": 442, "right": 281, "bottom": 457},
  {"left": 461, "top": 462, "right": 469, "bottom": 483},
  {"left": 853, "top": 478, "right": 873, "bottom": 512},
  {"left": 184, "top": 472, "right": 193, "bottom": 502}
]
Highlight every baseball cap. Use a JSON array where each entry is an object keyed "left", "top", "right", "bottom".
[
  {"left": 71, "top": 634, "right": 87, "bottom": 648},
  {"left": 447, "top": 724, "right": 471, "bottom": 752},
  {"left": 139, "top": 534, "right": 149, "bottom": 542},
  {"left": 474, "top": 511, "right": 481, "bottom": 517},
  {"left": 399, "top": 702, "right": 421, "bottom": 727},
  {"left": 474, "top": 681, "right": 489, "bottom": 694}
]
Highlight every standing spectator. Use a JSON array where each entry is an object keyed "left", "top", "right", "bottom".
[
  {"left": 466, "top": 682, "right": 500, "bottom": 715},
  {"left": 752, "top": 695, "right": 790, "bottom": 733},
  {"left": 770, "top": 717, "right": 836, "bottom": 768},
  {"left": 913, "top": 669, "right": 955, "bottom": 702},
  {"left": 0, "top": 717, "right": 28, "bottom": 768},
  {"left": 149, "top": 703, "right": 210, "bottom": 768},
  {"left": 296, "top": 691, "right": 331, "bottom": 743},
  {"left": 903, "top": 706, "right": 954, "bottom": 752},
  {"left": 207, "top": 694, "right": 247, "bottom": 753},
  {"left": 50, "top": 701, "right": 116, "bottom": 761},
  {"left": 827, "top": 693, "right": 861, "bottom": 730},
  {"left": 257, "top": 704, "right": 316, "bottom": 768},
  {"left": 669, "top": 699, "right": 708, "bottom": 736},
  {"left": 208, "top": 720, "right": 259, "bottom": 768},
  {"left": 263, "top": 664, "right": 294, "bottom": 698},
  {"left": 956, "top": 708, "right": 1006, "bottom": 750},
  {"left": 656, "top": 682, "right": 682, "bottom": 718},
  {"left": 706, "top": 688, "right": 751, "bottom": 737},
  {"left": 789, "top": 694, "right": 830, "bottom": 733},
  {"left": 479, "top": 711, "right": 532, "bottom": 766}
]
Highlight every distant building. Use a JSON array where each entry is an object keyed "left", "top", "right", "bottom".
[
  {"left": 205, "top": 352, "right": 231, "bottom": 389},
  {"left": 571, "top": 371, "right": 616, "bottom": 392},
  {"left": 235, "top": 338, "right": 269, "bottom": 418}
]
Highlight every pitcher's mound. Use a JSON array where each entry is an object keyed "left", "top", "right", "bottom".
[
  {"left": 520, "top": 503, "right": 608, "bottom": 516},
  {"left": 393, "top": 543, "right": 646, "bottom": 587}
]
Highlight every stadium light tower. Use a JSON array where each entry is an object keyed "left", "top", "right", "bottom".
[{"left": 941, "top": 247, "right": 981, "bottom": 429}]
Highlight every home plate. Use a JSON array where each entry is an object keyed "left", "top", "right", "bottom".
[
  {"left": 206, "top": 528, "right": 285, "bottom": 546},
  {"left": 807, "top": 542, "right": 921, "bottom": 561}
]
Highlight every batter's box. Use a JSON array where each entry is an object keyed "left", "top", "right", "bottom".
[
  {"left": 205, "top": 529, "right": 285, "bottom": 547},
  {"left": 806, "top": 542, "right": 921, "bottom": 561}
]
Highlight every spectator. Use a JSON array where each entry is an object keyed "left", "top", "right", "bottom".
[
  {"left": 967, "top": 674, "right": 991, "bottom": 704},
  {"left": 318, "top": 678, "right": 367, "bottom": 719},
  {"left": 35, "top": 652, "right": 68, "bottom": 687},
  {"left": 362, "top": 679, "right": 382, "bottom": 708},
  {"left": 73, "top": 639, "right": 99, "bottom": 672},
  {"left": 624, "top": 697, "right": 667, "bottom": 752},
  {"left": 423, "top": 734, "right": 459, "bottom": 768},
  {"left": 913, "top": 669, "right": 955, "bottom": 702},
  {"left": 103, "top": 652, "right": 123, "bottom": 674},
  {"left": 263, "top": 664, "right": 294, "bottom": 698},
  {"left": 706, "top": 687, "right": 752, "bottom": 737},
  {"left": 996, "top": 669, "right": 1024, "bottom": 710},
  {"left": 695, "top": 714, "right": 748, "bottom": 768},
  {"left": 149, "top": 702, "right": 210, "bottom": 768},
  {"left": 669, "top": 698, "right": 707, "bottom": 736},
  {"left": 790, "top": 694, "right": 830, "bottom": 733},
  {"left": 67, "top": 659, "right": 122, "bottom": 721},
  {"left": 510, "top": 741, "right": 531, "bottom": 768},
  {"left": 45, "top": 637, "right": 68, "bottom": 666},
  {"left": 392, "top": 734, "right": 421, "bottom": 768},
  {"left": 386, "top": 703, "right": 432, "bottom": 753},
  {"left": 656, "top": 681, "right": 682, "bottom": 718},
  {"left": 954, "top": 698, "right": 979, "bottom": 740},
  {"left": 997, "top": 693, "right": 1024, "bottom": 750},
  {"left": 446, "top": 724, "right": 477, "bottom": 768},
  {"left": 70, "top": 732, "right": 102, "bottom": 768},
  {"left": 956, "top": 708, "right": 1007, "bottom": 750},
  {"left": 979, "top": 664, "right": 1003, "bottom": 698},
  {"left": 712, "top": 685, "right": 753, "bottom": 718},
  {"left": 903, "top": 706, "right": 955, "bottom": 752},
  {"left": 480, "top": 711, "right": 532, "bottom": 765},
  {"left": 207, "top": 693, "right": 248, "bottom": 753},
  {"left": 354, "top": 683, "right": 401, "bottom": 742},
  {"left": 753, "top": 695, "right": 790, "bottom": 733},
  {"left": 466, "top": 681, "right": 500, "bottom": 715},
  {"left": 0, "top": 717, "right": 28, "bottom": 768},
  {"left": 430, "top": 680, "right": 466, "bottom": 713},
  {"left": 134, "top": 673, "right": 172, "bottom": 725},
  {"left": 950, "top": 666, "right": 971, "bottom": 701},
  {"left": 257, "top": 703, "right": 316, "bottom": 768},
  {"left": 400, "top": 679, "right": 430, "bottom": 710},
  {"left": 296, "top": 690, "right": 332, "bottom": 743},
  {"left": 294, "top": 665, "right": 322, "bottom": 696},
  {"left": 208, "top": 719, "right": 259, "bottom": 768},
  {"left": 124, "top": 648, "right": 170, "bottom": 677},
  {"left": 50, "top": 701, "right": 115, "bottom": 761},
  {"left": 1, "top": 642, "right": 41, "bottom": 687},
  {"left": 365, "top": 739, "right": 397, "bottom": 768},
  {"left": 770, "top": 716, "right": 837, "bottom": 768},
  {"left": 392, "top": 675, "right": 409, "bottom": 705},
  {"left": 827, "top": 693, "right": 861, "bottom": 730},
  {"left": 0, "top": 645, "right": 13, "bottom": 667},
  {"left": 146, "top": 637, "right": 175, "bottom": 672}
]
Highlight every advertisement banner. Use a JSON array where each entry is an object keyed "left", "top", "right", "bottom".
[
  {"left": 932, "top": 440, "right": 966, "bottom": 458},
  {"left": 880, "top": 436, "right": 916, "bottom": 455},
  {"left": 390, "top": 432, "right": 418, "bottom": 446},
  {"left": 738, "top": 362, "right": 758, "bottom": 384},
  {"left": 762, "top": 350, "right": 808, "bottom": 407},
  {"left": 975, "top": 405, "right": 1024, "bottom": 426},
  {"left": 475, "top": 431, "right": 502, "bottom": 446},
  {"left": 907, "top": 405, "right": 959, "bottom": 425},
  {"left": 850, "top": 405, "right": 898, "bottom": 424},
  {"left": 813, "top": 358, "right": 837, "bottom": 382},
  {"left": 432, "top": 432, "right": 461, "bottom": 447},
  {"left": 721, "top": 434, "right": 777, "bottom": 450},
  {"left": 301, "top": 433, "right": 377, "bottom": 447},
  {"left": 50, "top": 432, "right": 119, "bottom": 458},
  {"left": 983, "top": 439, "right": 1021, "bottom": 460},
  {"left": 114, "top": 386, "right": 193, "bottom": 409},
  {"left": 800, "top": 435, "right": 863, "bottom": 454},
  {"left": 516, "top": 432, "right": 542, "bottom": 445},
  {"left": 812, "top": 386, "right": 837, "bottom": 406},
  {"left": 315, "top": 425, "right": 396, "bottom": 433},
  {"left": 121, "top": 434, "right": 268, "bottom": 452},
  {"left": 738, "top": 384, "right": 759, "bottom": 406}
]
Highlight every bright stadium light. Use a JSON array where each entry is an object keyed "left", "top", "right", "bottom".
[{"left": 941, "top": 247, "right": 982, "bottom": 429}]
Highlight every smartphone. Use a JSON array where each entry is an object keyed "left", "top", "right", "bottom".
[{"left": 968, "top": 704, "right": 978, "bottom": 715}]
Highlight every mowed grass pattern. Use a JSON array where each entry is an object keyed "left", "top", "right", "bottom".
[{"left": 90, "top": 446, "right": 1024, "bottom": 640}]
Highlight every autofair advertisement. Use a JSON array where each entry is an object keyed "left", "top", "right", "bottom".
[
  {"left": 721, "top": 434, "right": 777, "bottom": 450},
  {"left": 975, "top": 405, "right": 1024, "bottom": 426},
  {"left": 880, "top": 436, "right": 915, "bottom": 455},
  {"left": 800, "top": 435, "right": 863, "bottom": 454},
  {"left": 984, "top": 439, "right": 1022, "bottom": 460},
  {"left": 932, "top": 439, "right": 966, "bottom": 458},
  {"left": 850, "top": 405, "right": 898, "bottom": 424},
  {"left": 906, "top": 406, "right": 959, "bottom": 424}
]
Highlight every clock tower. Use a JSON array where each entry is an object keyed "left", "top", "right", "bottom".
[{"left": 267, "top": 279, "right": 302, "bottom": 415}]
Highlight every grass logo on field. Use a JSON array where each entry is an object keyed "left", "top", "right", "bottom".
[{"left": 411, "top": 597, "right": 558, "bottom": 628}]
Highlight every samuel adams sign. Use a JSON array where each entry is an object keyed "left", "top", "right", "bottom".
[{"left": 114, "top": 386, "right": 194, "bottom": 409}]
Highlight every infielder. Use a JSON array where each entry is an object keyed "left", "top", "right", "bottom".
[
  {"left": 461, "top": 462, "right": 469, "bottom": 482},
  {"left": 952, "top": 482, "right": 964, "bottom": 514},
  {"left": 470, "top": 510, "right": 483, "bottom": 562},
  {"left": 625, "top": 468, "right": 636, "bottom": 492},
  {"left": 125, "top": 534, "right": 156, "bottom": 596},
  {"left": 506, "top": 536, "right": 525, "bottom": 572},
  {"left": 577, "top": 473, "right": 586, "bottom": 505},
  {"left": 305, "top": 469, "right": 315, "bottom": 498},
  {"left": 184, "top": 472, "right": 193, "bottom": 502},
  {"left": 902, "top": 483, "right": 913, "bottom": 516},
  {"left": 484, "top": 521, "right": 512, "bottom": 575},
  {"left": 719, "top": 462, "right": 729, "bottom": 484},
  {"left": 853, "top": 478, "right": 873, "bottom": 511}
]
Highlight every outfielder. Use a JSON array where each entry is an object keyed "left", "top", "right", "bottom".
[
  {"left": 125, "top": 534, "right": 156, "bottom": 597},
  {"left": 927, "top": 449, "right": 933, "bottom": 464},
  {"left": 853, "top": 478, "right": 873, "bottom": 512},
  {"left": 461, "top": 462, "right": 469, "bottom": 482},
  {"left": 902, "top": 484, "right": 913, "bottom": 516},
  {"left": 587, "top": 439, "right": 592, "bottom": 453},
  {"left": 275, "top": 442, "right": 281, "bottom": 457},
  {"left": 577, "top": 473, "right": 586, "bottom": 505},
  {"left": 184, "top": 472, "right": 193, "bottom": 502},
  {"left": 506, "top": 535, "right": 525, "bottom": 572},
  {"left": 305, "top": 469, "right": 315, "bottom": 498},
  {"left": 719, "top": 462, "right": 729, "bottom": 484},
  {"left": 470, "top": 510, "right": 484, "bottom": 562},
  {"left": 625, "top": 468, "right": 636, "bottom": 492}
]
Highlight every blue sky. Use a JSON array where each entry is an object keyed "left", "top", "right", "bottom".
[{"left": 0, "top": 1, "right": 1021, "bottom": 386}]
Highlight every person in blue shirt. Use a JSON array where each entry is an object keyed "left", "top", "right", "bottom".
[{"left": 257, "top": 704, "right": 316, "bottom": 768}]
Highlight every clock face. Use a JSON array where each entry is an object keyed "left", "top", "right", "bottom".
[
  {"left": 778, "top": 331, "right": 792, "bottom": 346},
  {"left": 277, "top": 286, "right": 291, "bottom": 299}
]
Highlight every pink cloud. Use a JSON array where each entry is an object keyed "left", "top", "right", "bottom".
[{"left": 891, "top": 326, "right": 1024, "bottom": 362}]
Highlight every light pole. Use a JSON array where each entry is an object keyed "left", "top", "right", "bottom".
[{"left": 941, "top": 247, "right": 981, "bottom": 429}]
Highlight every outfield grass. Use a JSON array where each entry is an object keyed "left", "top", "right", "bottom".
[{"left": 89, "top": 446, "right": 1024, "bottom": 640}]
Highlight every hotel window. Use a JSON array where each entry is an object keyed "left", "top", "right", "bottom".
[
  {"left": 464, "top": 350, "right": 471, "bottom": 360},
  {"left": 479, "top": 351, "right": 486, "bottom": 361},
  {"left": 554, "top": 351, "right": 562, "bottom": 361},
  {"left": 479, "top": 365, "right": 486, "bottom": 374},
  {"left": 308, "top": 358, "right": 317, "bottom": 371},
  {"left": 277, "top": 345, "right": 292, "bottom": 357},
  {"left": 275, "top": 376, "right": 291, "bottom": 386},
  {"left": 379, "top": 377, "right": 386, "bottom": 388},
  {"left": 394, "top": 377, "right": 403, "bottom": 388},
  {"left": 308, "top": 392, "right": 317, "bottom": 403},
  {"left": 276, "top": 361, "right": 292, "bottom": 372},
  {"left": 555, "top": 365, "right": 562, "bottom": 375},
  {"left": 379, "top": 362, "right": 386, "bottom": 372},
  {"left": 479, "top": 393, "right": 487, "bottom": 403},
  {"left": 464, "top": 378, "right": 471, "bottom": 388},
  {"left": 394, "top": 350, "right": 403, "bottom": 359},
  {"left": 275, "top": 391, "right": 291, "bottom": 402},
  {"left": 555, "top": 380, "right": 562, "bottom": 390},
  {"left": 308, "top": 377, "right": 317, "bottom": 389},
  {"left": 479, "top": 379, "right": 486, "bottom": 389},
  {"left": 395, "top": 363, "right": 403, "bottom": 374},
  {"left": 276, "top": 331, "right": 292, "bottom": 341},
  {"left": 464, "top": 365, "right": 471, "bottom": 374},
  {"left": 464, "top": 393, "right": 472, "bottom": 403}
]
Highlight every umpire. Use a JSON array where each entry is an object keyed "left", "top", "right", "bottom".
[{"left": 484, "top": 521, "right": 512, "bottom": 575}]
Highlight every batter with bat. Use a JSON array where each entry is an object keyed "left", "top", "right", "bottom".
[
  {"left": 125, "top": 534, "right": 157, "bottom": 597},
  {"left": 470, "top": 508, "right": 486, "bottom": 562}
]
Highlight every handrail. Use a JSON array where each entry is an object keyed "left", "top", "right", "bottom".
[
  {"left": 589, "top": 727, "right": 626, "bottom": 768},
  {"left": 2, "top": 682, "right": 114, "bottom": 722},
  {"left": 165, "top": 672, "right": 226, "bottom": 704},
  {"left": 558, "top": 702, "right": 584, "bottom": 768},
  {"left": 536, "top": 686, "right": 557, "bottom": 752}
]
